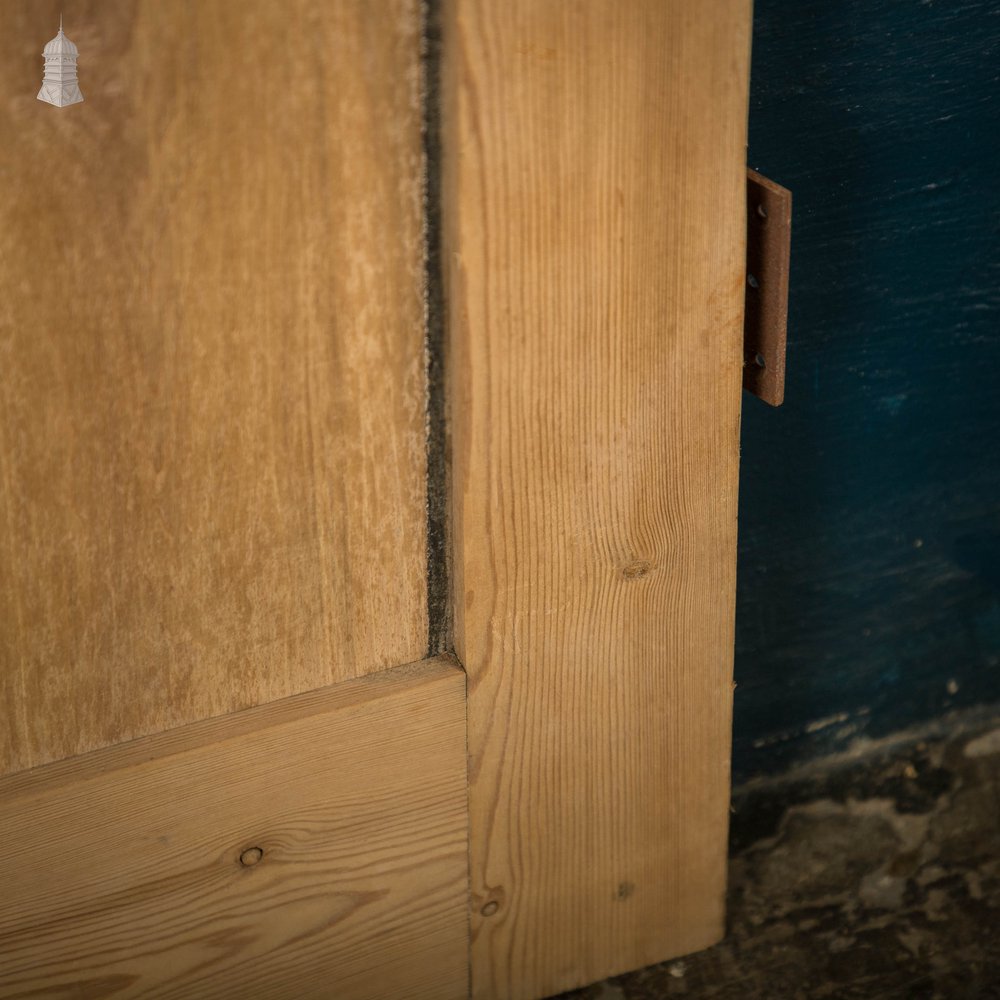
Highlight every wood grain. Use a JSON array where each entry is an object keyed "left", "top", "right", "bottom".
[
  {"left": 443, "top": 1, "right": 752, "bottom": 995},
  {"left": 0, "top": 0, "right": 428, "bottom": 775},
  {"left": 0, "top": 656, "right": 468, "bottom": 1000}
]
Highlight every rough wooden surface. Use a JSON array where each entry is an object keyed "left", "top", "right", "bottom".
[
  {"left": 443, "top": 1, "right": 752, "bottom": 995},
  {"left": 0, "top": 656, "right": 468, "bottom": 1000},
  {"left": 0, "top": 0, "right": 427, "bottom": 775}
]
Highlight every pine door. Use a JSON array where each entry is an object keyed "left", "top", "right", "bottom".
[{"left": 0, "top": 2, "right": 751, "bottom": 998}]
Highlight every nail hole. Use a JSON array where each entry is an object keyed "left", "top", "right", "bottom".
[
  {"left": 240, "top": 847, "right": 264, "bottom": 867},
  {"left": 756, "top": 203, "right": 768, "bottom": 219},
  {"left": 755, "top": 353, "right": 766, "bottom": 369},
  {"left": 747, "top": 273, "right": 760, "bottom": 289}
]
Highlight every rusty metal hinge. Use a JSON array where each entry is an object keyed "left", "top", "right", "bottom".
[{"left": 743, "top": 169, "right": 792, "bottom": 406}]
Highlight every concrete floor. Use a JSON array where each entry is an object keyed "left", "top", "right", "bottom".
[{"left": 560, "top": 713, "right": 1000, "bottom": 999}]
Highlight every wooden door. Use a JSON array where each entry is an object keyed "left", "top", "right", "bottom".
[{"left": 1, "top": 1, "right": 752, "bottom": 997}]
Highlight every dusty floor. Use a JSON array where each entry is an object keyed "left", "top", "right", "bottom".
[{"left": 561, "top": 716, "right": 1000, "bottom": 999}]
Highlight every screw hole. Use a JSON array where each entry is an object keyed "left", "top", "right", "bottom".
[
  {"left": 747, "top": 273, "right": 760, "bottom": 289},
  {"left": 754, "top": 353, "right": 766, "bottom": 369},
  {"left": 756, "top": 203, "right": 768, "bottom": 219}
]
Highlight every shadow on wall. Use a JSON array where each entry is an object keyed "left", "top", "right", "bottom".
[{"left": 733, "top": 0, "right": 1000, "bottom": 782}]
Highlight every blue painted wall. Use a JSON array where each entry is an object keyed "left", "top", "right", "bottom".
[{"left": 733, "top": 0, "right": 1000, "bottom": 780}]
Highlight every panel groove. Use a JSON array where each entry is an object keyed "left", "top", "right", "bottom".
[{"left": 422, "top": 0, "right": 453, "bottom": 657}]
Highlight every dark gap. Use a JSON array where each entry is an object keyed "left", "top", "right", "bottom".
[{"left": 422, "top": 0, "right": 451, "bottom": 656}]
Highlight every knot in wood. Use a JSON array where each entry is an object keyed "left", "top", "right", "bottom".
[
  {"left": 239, "top": 846, "right": 264, "bottom": 867},
  {"left": 622, "top": 560, "right": 651, "bottom": 580}
]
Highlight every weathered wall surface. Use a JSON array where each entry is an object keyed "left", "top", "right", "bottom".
[{"left": 735, "top": 0, "right": 1000, "bottom": 779}]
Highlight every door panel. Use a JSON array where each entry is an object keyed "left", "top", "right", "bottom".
[
  {"left": 0, "top": 657, "right": 468, "bottom": 1000},
  {"left": 0, "top": 0, "right": 427, "bottom": 775},
  {"left": 443, "top": 2, "right": 752, "bottom": 995}
]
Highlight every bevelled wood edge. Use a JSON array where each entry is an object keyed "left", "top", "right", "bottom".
[{"left": 0, "top": 654, "right": 465, "bottom": 802}]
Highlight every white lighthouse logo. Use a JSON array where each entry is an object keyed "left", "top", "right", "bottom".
[{"left": 38, "top": 16, "right": 84, "bottom": 108}]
